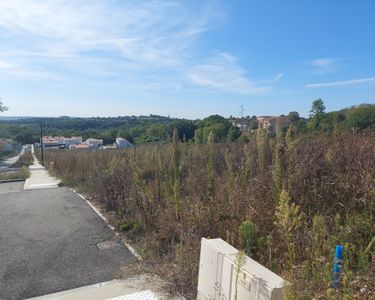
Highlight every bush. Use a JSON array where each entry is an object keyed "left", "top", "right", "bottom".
[{"left": 0, "top": 166, "right": 30, "bottom": 180}]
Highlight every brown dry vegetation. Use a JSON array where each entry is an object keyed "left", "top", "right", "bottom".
[{"left": 44, "top": 129, "right": 375, "bottom": 299}]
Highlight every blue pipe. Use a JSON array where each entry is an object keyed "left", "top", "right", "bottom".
[{"left": 333, "top": 245, "right": 343, "bottom": 288}]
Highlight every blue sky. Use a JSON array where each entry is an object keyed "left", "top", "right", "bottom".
[{"left": 0, "top": 0, "right": 374, "bottom": 118}]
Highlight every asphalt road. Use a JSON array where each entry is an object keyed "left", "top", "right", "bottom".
[
  {"left": 0, "top": 146, "right": 26, "bottom": 173},
  {"left": 0, "top": 183, "right": 135, "bottom": 300},
  {"left": 0, "top": 146, "right": 26, "bottom": 170}
]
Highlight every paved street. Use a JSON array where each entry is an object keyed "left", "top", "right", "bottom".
[
  {"left": 0, "top": 146, "right": 26, "bottom": 171},
  {"left": 0, "top": 183, "right": 135, "bottom": 300}
]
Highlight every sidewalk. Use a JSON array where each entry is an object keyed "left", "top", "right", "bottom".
[
  {"left": 24, "top": 148, "right": 60, "bottom": 190},
  {"left": 27, "top": 274, "right": 183, "bottom": 300}
]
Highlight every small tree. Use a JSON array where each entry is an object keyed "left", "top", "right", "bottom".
[
  {"left": 308, "top": 99, "right": 326, "bottom": 129},
  {"left": 227, "top": 125, "right": 241, "bottom": 142},
  {"left": 0, "top": 99, "right": 8, "bottom": 112},
  {"left": 310, "top": 99, "right": 326, "bottom": 119},
  {"left": 239, "top": 219, "right": 260, "bottom": 257},
  {"left": 288, "top": 111, "right": 300, "bottom": 123}
]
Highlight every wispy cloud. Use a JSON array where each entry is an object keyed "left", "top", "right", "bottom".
[
  {"left": 0, "top": 1, "right": 279, "bottom": 95},
  {"left": 0, "top": 59, "right": 64, "bottom": 80},
  {"left": 186, "top": 53, "right": 276, "bottom": 95},
  {"left": 0, "top": 1, "right": 216, "bottom": 79},
  {"left": 306, "top": 76, "right": 375, "bottom": 88},
  {"left": 305, "top": 58, "right": 339, "bottom": 74}
]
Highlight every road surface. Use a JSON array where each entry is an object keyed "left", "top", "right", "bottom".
[
  {"left": 0, "top": 145, "right": 26, "bottom": 171},
  {"left": 0, "top": 182, "right": 135, "bottom": 299}
]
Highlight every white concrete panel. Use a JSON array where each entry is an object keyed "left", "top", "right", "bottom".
[{"left": 197, "top": 238, "right": 285, "bottom": 300}]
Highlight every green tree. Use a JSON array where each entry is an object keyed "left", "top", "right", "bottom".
[
  {"left": 308, "top": 99, "right": 326, "bottom": 129},
  {"left": 203, "top": 124, "right": 221, "bottom": 142},
  {"left": 0, "top": 99, "right": 8, "bottom": 112},
  {"left": 310, "top": 99, "right": 326, "bottom": 119},
  {"left": 249, "top": 116, "right": 259, "bottom": 130},
  {"left": 171, "top": 120, "right": 196, "bottom": 141},
  {"left": 194, "top": 128, "right": 204, "bottom": 144},
  {"left": 198, "top": 114, "right": 232, "bottom": 143},
  {"left": 346, "top": 104, "right": 375, "bottom": 129},
  {"left": 288, "top": 111, "right": 300, "bottom": 123},
  {"left": 117, "top": 129, "right": 134, "bottom": 144},
  {"left": 227, "top": 125, "right": 241, "bottom": 142}
]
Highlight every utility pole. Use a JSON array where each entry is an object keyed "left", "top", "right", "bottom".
[
  {"left": 240, "top": 105, "right": 245, "bottom": 118},
  {"left": 40, "top": 123, "right": 44, "bottom": 166}
]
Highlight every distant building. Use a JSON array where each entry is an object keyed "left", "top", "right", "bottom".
[
  {"left": 42, "top": 136, "right": 61, "bottom": 149},
  {"left": 85, "top": 138, "right": 103, "bottom": 149},
  {"left": 70, "top": 143, "right": 93, "bottom": 150},
  {"left": 42, "top": 136, "right": 82, "bottom": 149},
  {"left": 100, "top": 145, "right": 116, "bottom": 150},
  {"left": 54, "top": 136, "right": 66, "bottom": 144},
  {"left": 114, "top": 137, "right": 133, "bottom": 149},
  {"left": 64, "top": 137, "right": 82, "bottom": 148},
  {"left": 232, "top": 119, "right": 249, "bottom": 133},
  {"left": 257, "top": 116, "right": 290, "bottom": 133},
  {"left": 41, "top": 136, "right": 109, "bottom": 150}
]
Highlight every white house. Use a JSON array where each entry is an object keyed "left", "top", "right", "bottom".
[
  {"left": 64, "top": 136, "right": 83, "bottom": 148},
  {"left": 115, "top": 137, "right": 133, "bottom": 149},
  {"left": 70, "top": 143, "right": 94, "bottom": 150},
  {"left": 85, "top": 138, "right": 103, "bottom": 149},
  {"left": 42, "top": 136, "right": 60, "bottom": 149}
]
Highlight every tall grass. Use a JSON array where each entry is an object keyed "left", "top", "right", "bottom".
[
  {"left": 0, "top": 166, "right": 30, "bottom": 180},
  {"left": 44, "top": 131, "right": 375, "bottom": 299},
  {"left": 11, "top": 151, "right": 34, "bottom": 167}
]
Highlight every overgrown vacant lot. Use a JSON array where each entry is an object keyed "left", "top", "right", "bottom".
[{"left": 44, "top": 130, "right": 375, "bottom": 299}]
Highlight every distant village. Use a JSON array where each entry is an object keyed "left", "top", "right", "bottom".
[
  {"left": 1, "top": 114, "right": 296, "bottom": 153},
  {"left": 41, "top": 136, "right": 133, "bottom": 150},
  {"left": 232, "top": 115, "right": 292, "bottom": 134}
]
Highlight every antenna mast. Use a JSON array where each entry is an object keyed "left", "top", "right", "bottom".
[{"left": 240, "top": 105, "right": 245, "bottom": 118}]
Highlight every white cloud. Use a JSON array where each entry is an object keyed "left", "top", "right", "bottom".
[
  {"left": 0, "top": 1, "right": 216, "bottom": 77},
  {"left": 0, "top": 1, "right": 279, "bottom": 95},
  {"left": 307, "top": 58, "right": 337, "bottom": 68},
  {"left": 0, "top": 59, "right": 63, "bottom": 80},
  {"left": 306, "top": 58, "right": 339, "bottom": 74},
  {"left": 0, "top": 60, "right": 15, "bottom": 70},
  {"left": 306, "top": 76, "right": 375, "bottom": 88},
  {"left": 186, "top": 53, "right": 272, "bottom": 95}
]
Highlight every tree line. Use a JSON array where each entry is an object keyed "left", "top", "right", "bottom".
[{"left": 0, "top": 100, "right": 374, "bottom": 145}]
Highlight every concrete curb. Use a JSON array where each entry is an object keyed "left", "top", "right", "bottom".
[
  {"left": 70, "top": 188, "right": 143, "bottom": 261},
  {"left": 0, "top": 178, "right": 26, "bottom": 184}
]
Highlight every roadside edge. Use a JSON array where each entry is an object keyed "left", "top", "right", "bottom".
[{"left": 70, "top": 188, "right": 143, "bottom": 261}]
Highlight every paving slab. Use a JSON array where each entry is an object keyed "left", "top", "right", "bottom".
[
  {"left": 27, "top": 274, "right": 184, "bottom": 300},
  {"left": 23, "top": 154, "right": 60, "bottom": 190}
]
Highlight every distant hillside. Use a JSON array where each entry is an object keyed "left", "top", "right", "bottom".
[
  {"left": 0, "top": 116, "right": 36, "bottom": 121},
  {"left": 0, "top": 102, "right": 374, "bottom": 145}
]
